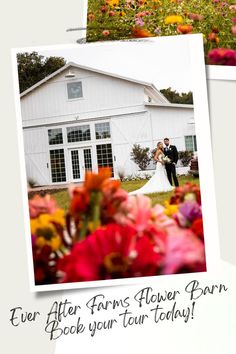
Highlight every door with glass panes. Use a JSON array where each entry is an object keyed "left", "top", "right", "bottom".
[{"left": 69, "top": 147, "right": 93, "bottom": 182}]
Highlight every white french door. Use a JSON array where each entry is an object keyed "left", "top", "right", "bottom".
[{"left": 69, "top": 147, "right": 93, "bottom": 182}]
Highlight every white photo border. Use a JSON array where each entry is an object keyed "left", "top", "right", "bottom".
[{"left": 11, "top": 34, "right": 221, "bottom": 292}]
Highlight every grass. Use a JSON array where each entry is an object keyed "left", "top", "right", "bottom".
[{"left": 50, "top": 175, "right": 199, "bottom": 211}]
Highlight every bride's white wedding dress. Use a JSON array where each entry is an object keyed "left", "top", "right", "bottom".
[{"left": 129, "top": 154, "right": 174, "bottom": 195}]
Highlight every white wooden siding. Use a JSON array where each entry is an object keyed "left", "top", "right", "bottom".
[
  {"left": 21, "top": 68, "right": 144, "bottom": 125},
  {"left": 148, "top": 106, "right": 195, "bottom": 151},
  {"left": 23, "top": 127, "right": 50, "bottom": 185}
]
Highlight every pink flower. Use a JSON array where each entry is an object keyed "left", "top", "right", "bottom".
[
  {"left": 188, "top": 13, "right": 204, "bottom": 21},
  {"left": 135, "top": 17, "right": 145, "bottom": 26},
  {"left": 230, "top": 5, "right": 236, "bottom": 11},
  {"left": 208, "top": 48, "right": 236, "bottom": 66},
  {"left": 162, "top": 227, "right": 206, "bottom": 274},
  {"left": 232, "top": 17, "right": 236, "bottom": 23},
  {"left": 232, "top": 25, "right": 236, "bottom": 34},
  {"left": 124, "top": 195, "right": 152, "bottom": 233},
  {"left": 29, "top": 194, "right": 58, "bottom": 218},
  {"left": 102, "top": 30, "right": 110, "bottom": 36}
]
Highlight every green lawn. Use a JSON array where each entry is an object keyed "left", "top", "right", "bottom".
[{"left": 50, "top": 175, "right": 199, "bottom": 211}]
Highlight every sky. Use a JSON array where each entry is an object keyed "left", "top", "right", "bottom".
[{"left": 35, "top": 36, "right": 193, "bottom": 93}]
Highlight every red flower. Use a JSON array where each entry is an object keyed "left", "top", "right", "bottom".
[
  {"left": 70, "top": 186, "right": 90, "bottom": 215},
  {"left": 170, "top": 183, "right": 201, "bottom": 205},
  {"left": 33, "top": 245, "right": 57, "bottom": 285},
  {"left": 191, "top": 218, "right": 204, "bottom": 240},
  {"left": 58, "top": 224, "right": 161, "bottom": 282},
  {"left": 208, "top": 48, "right": 236, "bottom": 65}
]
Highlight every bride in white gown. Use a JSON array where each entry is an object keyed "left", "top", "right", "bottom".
[{"left": 129, "top": 142, "right": 174, "bottom": 195}]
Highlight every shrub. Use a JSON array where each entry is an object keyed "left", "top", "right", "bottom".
[
  {"left": 130, "top": 144, "right": 152, "bottom": 171},
  {"left": 179, "top": 151, "right": 193, "bottom": 167}
]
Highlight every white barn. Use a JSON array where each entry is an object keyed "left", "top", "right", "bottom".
[{"left": 20, "top": 62, "right": 196, "bottom": 186}]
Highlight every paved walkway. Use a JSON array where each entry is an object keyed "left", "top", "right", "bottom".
[{"left": 28, "top": 182, "right": 82, "bottom": 195}]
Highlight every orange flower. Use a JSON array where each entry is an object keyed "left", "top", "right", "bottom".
[
  {"left": 88, "top": 13, "right": 95, "bottom": 21},
  {"left": 208, "top": 32, "right": 220, "bottom": 43},
  {"left": 84, "top": 167, "right": 112, "bottom": 192},
  {"left": 177, "top": 24, "right": 193, "bottom": 34},
  {"left": 131, "top": 26, "right": 154, "bottom": 38}
]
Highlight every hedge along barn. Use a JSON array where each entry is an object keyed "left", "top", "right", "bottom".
[{"left": 20, "top": 62, "right": 195, "bottom": 186}]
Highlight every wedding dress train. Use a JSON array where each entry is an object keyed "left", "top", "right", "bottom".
[{"left": 129, "top": 157, "right": 174, "bottom": 195}]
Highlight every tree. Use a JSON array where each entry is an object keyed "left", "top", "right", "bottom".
[
  {"left": 130, "top": 144, "right": 152, "bottom": 170},
  {"left": 17, "top": 52, "right": 66, "bottom": 93},
  {"left": 160, "top": 87, "right": 193, "bottom": 104}
]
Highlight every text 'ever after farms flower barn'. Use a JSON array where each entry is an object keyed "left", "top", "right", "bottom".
[{"left": 20, "top": 62, "right": 196, "bottom": 186}]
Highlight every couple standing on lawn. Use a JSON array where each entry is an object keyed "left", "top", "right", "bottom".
[{"left": 130, "top": 137, "right": 179, "bottom": 195}]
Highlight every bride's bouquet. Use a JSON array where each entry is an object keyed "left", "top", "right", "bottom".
[{"left": 162, "top": 155, "right": 171, "bottom": 164}]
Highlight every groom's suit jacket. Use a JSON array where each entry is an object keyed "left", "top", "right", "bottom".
[{"left": 164, "top": 145, "right": 179, "bottom": 164}]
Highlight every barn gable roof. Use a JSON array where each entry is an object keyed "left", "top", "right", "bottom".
[{"left": 20, "top": 61, "right": 169, "bottom": 104}]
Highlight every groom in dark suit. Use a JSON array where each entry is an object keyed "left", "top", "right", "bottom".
[{"left": 163, "top": 138, "right": 179, "bottom": 187}]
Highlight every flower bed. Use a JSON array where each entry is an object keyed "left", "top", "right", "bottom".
[
  {"left": 29, "top": 168, "right": 206, "bottom": 285},
  {"left": 87, "top": 0, "right": 236, "bottom": 65}
]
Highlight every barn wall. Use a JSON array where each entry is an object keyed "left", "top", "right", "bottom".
[
  {"left": 23, "top": 127, "right": 50, "bottom": 185},
  {"left": 148, "top": 106, "right": 195, "bottom": 151},
  {"left": 111, "top": 106, "right": 195, "bottom": 176},
  {"left": 21, "top": 68, "right": 144, "bottom": 126},
  {"left": 111, "top": 111, "right": 152, "bottom": 176}
]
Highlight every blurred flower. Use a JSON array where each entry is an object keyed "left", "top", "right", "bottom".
[
  {"left": 33, "top": 245, "right": 57, "bottom": 285},
  {"left": 229, "top": 4, "right": 236, "bottom": 11},
  {"left": 58, "top": 224, "right": 161, "bottom": 282},
  {"left": 30, "top": 210, "right": 65, "bottom": 251},
  {"left": 135, "top": 17, "right": 145, "bottom": 26},
  {"left": 69, "top": 186, "right": 90, "bottom": 215},
  {"left": 106, "top": 0, "right": 120, "bottom": 6},
  {"left": 232, "top": 17, "right": 236, "bottom": 23},
  {"left": 165, "top": 15, "right": 183, "bottom": 24},
  {"left": 102, "top": 30, "right": 110, "bottom": 36},
  {"left": 154, "top": 27, "right": 162, "bottom": 35},
  {"left": 208, "top": 32, "right": 220, "bottom": 43},
  {"left": 208, "top": 48, "right": 236, "bottom": 65},
  {"left": 131, "top": 26, "right": 154, "bottom": 37},
  {"left": 88, "top": 13, "right": 95, "bottom": 21},
  {"left": 164, "top": 201, "right": 179, "bottom": 217},
  {"left": 101, "top": 5, "right": 107, "bottom": 13},
  {"left": 191, "top": 218, "right": 204, "bottom": 240},
  {"left": 188, "top": 13, "right": 204, "bottom": 21},
  {"left": 177, "top": 24, "right": 193, "bottom": 34},
  {"left": 84, "top": 167, "right": 111, "bottom": 191},
  {"left": 232, "top": 25, "right": 236, "bottom": 34},
  {"left": 29, "top": 194, "right": 59, "bottom": 218},
  {"left": 109, "top": 10, "right": 115, "bottom": 16},
  {"left": 175, "top": 200, "right": 202, "bottom": 227},
  {"left": 170, "top": 183, "right": 201, "bottom": 205},
  {"left": 162, "top": 227, "right": 206, "bottom": 274}
]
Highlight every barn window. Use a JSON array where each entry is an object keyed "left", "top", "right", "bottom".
[
  {"left": 67, "top": 82, "right": 83, "bottom": 99},
  {"left": 95, "top": 122, "right": 111, "bottom": 139},
  {"left": 67, "top": 125, "right": 91, "bottom": 142},
  {"left": 96, "top": 143, "right": 114, "bottom": 176},
  {"left": 185, "top": 135, "right": 197, "bottom": 151},
  {"left": 49, "top": 149, "right": 66, "bottom": 183},
  {"left": 48, "top": 128, "right": 63, "bottom": 145}
]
